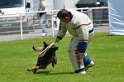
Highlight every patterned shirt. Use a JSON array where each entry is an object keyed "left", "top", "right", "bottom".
[{"left": 57, "top": 9, "right": 93, "bottom": 41}]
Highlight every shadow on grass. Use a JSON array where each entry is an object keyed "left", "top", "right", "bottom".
[{"left": 36, "top": 70, "right": 73, "bottom": 75}]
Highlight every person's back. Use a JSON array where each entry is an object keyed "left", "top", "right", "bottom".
[{"left": 68, "top": 9, "right": 93, "bottom": 30}]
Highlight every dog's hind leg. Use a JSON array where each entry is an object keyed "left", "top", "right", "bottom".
[{"left": 27, "top": 66, "right": 39, "bottom": 74}]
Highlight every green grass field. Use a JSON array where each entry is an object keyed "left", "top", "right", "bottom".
[{"left": 0, "top": 33, "right": 124, "bottom": 82}]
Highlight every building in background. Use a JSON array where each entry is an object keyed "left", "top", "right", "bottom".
[
  {"left": 33, "top": 0, "right": 108, "bottom": 11},
  {"left": 33, "top": 0, "right": 80, "bottom": 11}
]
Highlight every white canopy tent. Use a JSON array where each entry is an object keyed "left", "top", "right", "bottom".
[{"left": 108, "top": 0, "right": 124, "bottom": 35}]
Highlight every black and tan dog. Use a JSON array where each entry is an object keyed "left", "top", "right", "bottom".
[{"left": 27, "top": 42, "right": 58, "bottom": 74}]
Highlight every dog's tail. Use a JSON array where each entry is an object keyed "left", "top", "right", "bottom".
[{"left": 32, "top": 46, "right": 43, "bottom": 52}]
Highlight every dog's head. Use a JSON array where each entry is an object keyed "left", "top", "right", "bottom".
[
  {"left": 42, "top": 42, "right": 58, "bottom": 52},
  {"left": 32, "top": 42, "right": 58, "bottom": 52}
]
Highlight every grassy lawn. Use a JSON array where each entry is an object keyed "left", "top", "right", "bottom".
[{"left": 0, "top": 33, "right": 124, "bottom": 82}]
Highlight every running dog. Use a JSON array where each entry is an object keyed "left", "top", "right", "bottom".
[{"left": 27, "top": 42, "right": 58, "bottom": 74}]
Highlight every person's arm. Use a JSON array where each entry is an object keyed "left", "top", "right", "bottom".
[
  {"left": 56, "top": 22, "right": 67, "bottom": 42},
  {"left": 76, "top": 24, "right": 89, "bottom": 54}
]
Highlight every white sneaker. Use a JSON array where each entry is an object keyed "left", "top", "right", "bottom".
[
  {"left": 85, "top": 61, "right": 94, "bottom": 71},
  {"left": 42, "top": 33, "right": 47, "bottom": 37},
  {"left": 74, "top": 68, "right": 86, "bottom": 74},
  {"left": 79, "top": 71, "right": 86, "bottom": 74},
  {"left": 74, "top": 71, "right": 86, "bottom": 74}
]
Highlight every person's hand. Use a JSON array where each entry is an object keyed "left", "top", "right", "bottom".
[
  {"left": 78, "top": 52, "right": 86, "bottom": 58},
  {"left": 55, "top": 38, "right": 60, "bottom": 42}
]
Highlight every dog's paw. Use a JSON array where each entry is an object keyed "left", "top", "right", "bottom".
[
  {"left": 32, "top": 69, "right": 37, "bottom": 74},
  {"left": 27, "top": 68, "right": 37, "bottom": 74},
  {"left": 27, "top": 68, "right": 33, "bottom": 72}
]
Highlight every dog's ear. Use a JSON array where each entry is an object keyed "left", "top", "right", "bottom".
[
  {"left": 32, "top": 46, "right": 43, "bottom": 52},
  {"left": 43, "top": 42, "right": 48, "bottom": 47}
]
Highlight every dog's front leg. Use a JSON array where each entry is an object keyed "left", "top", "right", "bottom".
[{"left": 52, "top": 56, "right": 57, "bottom": 67}]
